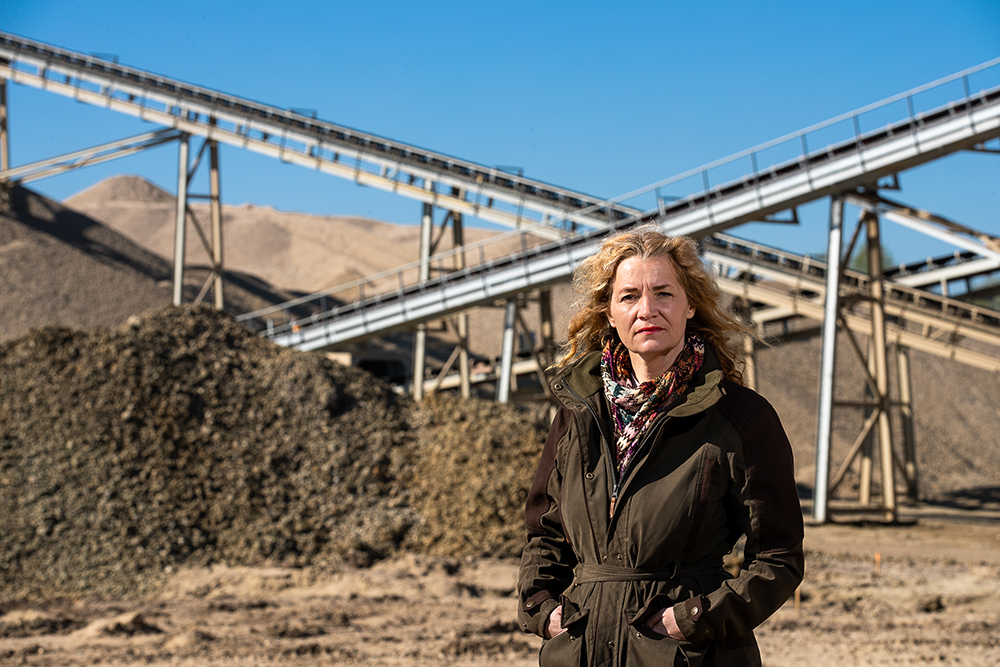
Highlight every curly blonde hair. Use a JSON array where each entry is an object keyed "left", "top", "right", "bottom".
[{"left": 556, "top": 225, "right": 752, "bottom": 384}]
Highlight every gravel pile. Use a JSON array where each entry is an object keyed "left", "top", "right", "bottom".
[
  {"left": 403, "top": 395, "right": 545, "bottom": 558},
  {"left": 0, "top": 185, "right": 301, "bottom": 344},
  {"left": 0, "top": 305, "right": 546, "bottom": 600}
]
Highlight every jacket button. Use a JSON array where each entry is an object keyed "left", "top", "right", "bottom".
[
  {"left": 692, "top": 606, "right": 699, "bottom": 615},
  {"left": 585, "top": 472, "right": 594, "bottom": 480},
  {"left": 525, "top": 601, "right": 534, "bottom": 608}
]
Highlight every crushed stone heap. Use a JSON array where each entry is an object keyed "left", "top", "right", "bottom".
[{"left": 0, "top": 305, "right": 546, "bottom": 600}]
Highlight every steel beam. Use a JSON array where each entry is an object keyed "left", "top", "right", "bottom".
[
  {"left": 0, "top": 32, "right": 629, "bottom": 235},
  {"left": 859, "top": 336, "right": 875, "bottom": 505},
  {"left": 0, "top": 129, "right": 180, "bottom": 184},
  {"left": 209, "top": 140, "right": 224, "bottom": 309},
  {"left": 814, "top": 196, "right": 844, "bottom": 524},
  {"left": 896, "top": 345, "right": 918, "bottom": 499},
  {"left": 866, "top": 214, "right": 897, "bottom": 521},
  {"left": 172, "top": 134, "right": 190, "bottom": 306},
  {"left": 0, "top": 78, "right": 8, "bottom": 207},
  {"left": 498, "top": 299, "right": 517, "bottom": 403},
  {"left": 451, "top": 208, "right": 472, "bottom": 399},
  {"left": 412, "top": 201, "right": 434, "bottom": 401},
  {"left": 848, "top": 192, "right": 1000, "bottom": 263}
]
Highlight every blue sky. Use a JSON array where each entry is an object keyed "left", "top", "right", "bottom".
[{"left": 2, "top": 0, "right": 999, "bottom": 263}]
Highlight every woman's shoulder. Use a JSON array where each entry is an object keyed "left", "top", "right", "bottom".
[
  {"left": 716, "top": 377, "right": 784, "bottom": 432},
  {"left": 547, "top": 350, "right": 603, "bottom": 397}
]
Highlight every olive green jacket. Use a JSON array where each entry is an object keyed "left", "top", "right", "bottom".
[{"left": 517, "top": 347, "right": 804, "bottom": 667}]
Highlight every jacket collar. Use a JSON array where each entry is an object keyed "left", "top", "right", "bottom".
[{"left": 552, "top": 342, "right": 726, "bottom": 417}]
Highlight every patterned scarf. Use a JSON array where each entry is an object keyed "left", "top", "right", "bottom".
[{"left": 601, "top": 333, "right": 705, "bottom": 479}]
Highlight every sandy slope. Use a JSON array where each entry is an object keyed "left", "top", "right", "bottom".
[{"left": 64, "top": 175, "right": 536, "bottom": 295}]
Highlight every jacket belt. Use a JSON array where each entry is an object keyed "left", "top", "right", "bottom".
[{"left": 573, "top": 560, "right": 723, "bottom": 584}]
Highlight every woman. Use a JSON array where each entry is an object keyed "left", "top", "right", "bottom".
[{"left": 517, "top": 226, "right": 804, "bottom": 666}]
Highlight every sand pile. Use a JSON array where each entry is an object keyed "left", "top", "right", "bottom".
[
  {"left": 0, "top": 185, "right": 174, "bottom": 343},
  {"left": 0, "top": 305, "right": 546, "bottom": 601},
  {"left": 65, "top": 175, "right": 537, "bottom": 295},
  {"left": 0, "top": 185, "right": 302, "bottom": 344}
]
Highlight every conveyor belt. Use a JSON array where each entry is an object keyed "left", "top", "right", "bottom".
[
  {"left": 0, "top": 31, "right": 633, "bottom": 237},
  {"left": 263, "top": 59, "right": 1000, "bottom": 348}
]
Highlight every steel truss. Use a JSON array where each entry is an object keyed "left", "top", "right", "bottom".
[
  {"left": 170, "top": 133, "right": 226, "bottom": 309},
  {"left": 0, "top": 31, "right": 630, "bottom": 237}
]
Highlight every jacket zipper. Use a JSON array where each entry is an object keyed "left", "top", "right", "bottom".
[
  {"left": 562, "top": 379, "right": 671, "bottom": 521},
  {"left": 610, "top": 412, "right": 671, "bottom": 520}
]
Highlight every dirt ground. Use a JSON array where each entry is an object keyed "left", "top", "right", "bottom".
[{"left": 2, "top": 508, "right": 998, "bottom": 667}]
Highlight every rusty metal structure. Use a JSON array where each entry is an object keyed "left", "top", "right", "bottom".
[{"left": 2, "top": 31, "right": 1000, "bottom": 524}]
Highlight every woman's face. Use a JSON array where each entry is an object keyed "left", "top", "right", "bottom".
[{"left": 606, "top": 254, "right": 695, "bottom": 380}]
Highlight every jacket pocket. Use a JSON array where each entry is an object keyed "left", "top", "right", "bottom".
[
  {"left": 625, "top": 622, "right": 684, "bottom": 667},
  {"left": 627, "top": 595, "right": 712, "bottom": 667},
  {"left": 628, "top": 591, "right": 675, "bottom": 626},
  {"left": 538, "top": 604, "right": 588, "bottom": 667}
]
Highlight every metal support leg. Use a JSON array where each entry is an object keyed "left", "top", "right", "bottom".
[
  {"left": 498, "top": 300, "right": 517, "bottom": 404},
  {"left": 866, "top": 214, "right": 897, "bottom": 521},
  {"left": 413, "top": 325, "right": 427, "bottom": 401},
  {"left": 456, "top": 314, "right": 471, "bottom": 399},
  {"left": 897, "top": 345, "right": 918, "bottom": 500},
  {"left": 814, "top": 195, "right": 844, "bottom": 524},
  {"left": 452, "top": 207, "right": 471, "bottom": 399},
  {"left": 209, "top": 140, "right": 224, "bottom": 310},
  {"left": 0, "top": 79, "right": 9, "bottom": 208},
  {"left": 172, "top": 134, "right": 190, "bottom": 306},
  {"left": 539, "top": 289, "right": 556, "bottom": 369},
  {"left": 412, "top": 201, "right": 434, "bottom": 401},
  {"left": 859, "top": 336, "right": 875, "bottom": 505}
]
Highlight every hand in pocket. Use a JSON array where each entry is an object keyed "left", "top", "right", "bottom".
[
  {"left": 645, "top": 605, "right": 686, "bottom": 640},
  {"left": 544, "top": 605, "right": 567, "bottom": 639}
]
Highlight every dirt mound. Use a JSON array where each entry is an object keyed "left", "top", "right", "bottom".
[
  {"left": 0, "top": 185, "right": 306, "bottom": 344},
  {"left": 0, "top": 184, "right": 174, "bottom": 342},
  {"left": 0, "top": 306, "right": 546, "bottom": 600},
  {"left": 64, "top": 175, "right": 524, "bottom": 295},
  {"left": 65, "top": 175, "right": 176, "bottom": 206}
]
